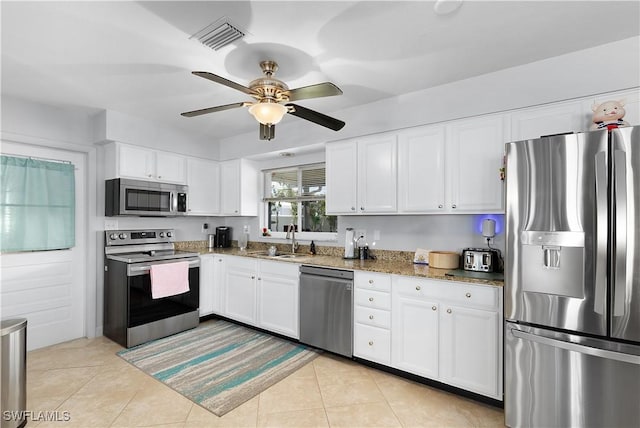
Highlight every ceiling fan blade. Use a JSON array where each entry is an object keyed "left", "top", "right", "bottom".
[
  {"left": 181, "top": 102, "right": 246, "bottom": 117},
  {"left": 259, "top": 123, "right": 276, "bottom": 141},
  {"left": 286, "top": 103, "right": 345, "bottom": 131},
  {"left": 286, "top": 82, "right": 343, "bottom": 102},
  {"left": 192, "top": 71, "right": 256, "bottom": 96}
]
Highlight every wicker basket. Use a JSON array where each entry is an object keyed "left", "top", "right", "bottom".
[{"left": 429, "top": 251, "right": 460, "bottom": 269}]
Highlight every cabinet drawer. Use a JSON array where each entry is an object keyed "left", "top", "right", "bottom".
[
  {"left": 354, "top": 323, "right": 391, "bottom": 365},
  {"left": 393, "top": 276, "right": 437, "bottom": 299},
  {"left": 259, "top": 259, "right": 300, "bottom": 277},
  {"left": 355, "top": 289, "right": 391, "bottom": 310},
  {"left": 355, "top": 305, "right": 390, "bottom": 329},
  {"left": 355, "top": 271, "right": 391, "bottom": 292},
  {"left": 439, "top": 282, "right": 498, "bottom": 309}
]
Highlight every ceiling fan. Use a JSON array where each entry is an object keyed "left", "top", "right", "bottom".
[{"left": 181, "top": 60, "right": 346, "bottom": 140}]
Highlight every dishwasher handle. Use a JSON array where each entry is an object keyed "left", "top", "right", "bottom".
[{"left": 299, "top": 265, "right": 354, "bottom": 280}]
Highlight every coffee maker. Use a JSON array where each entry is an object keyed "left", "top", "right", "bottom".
[{"left": 215, "top": 226, "right": 232, "bottom": 248}]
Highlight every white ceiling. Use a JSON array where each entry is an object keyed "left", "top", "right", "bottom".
[{"left": 2, "top": 1, "right": 639, "bottom": 143}]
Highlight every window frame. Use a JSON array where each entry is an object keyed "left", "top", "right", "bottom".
[{"left": 261, "top": 163, "right": 338, "bottom": 242}]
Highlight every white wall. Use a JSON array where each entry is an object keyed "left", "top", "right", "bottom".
[
  {"left": 93, "top": 110, "right": 220, "bottom": 160},
  {"left": 219, "top": 36, "right": 640, "bottom": 159}
]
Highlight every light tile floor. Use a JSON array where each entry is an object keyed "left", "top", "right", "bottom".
[{"left": 25, "top": 335, "right": 504, "bottom": 427}]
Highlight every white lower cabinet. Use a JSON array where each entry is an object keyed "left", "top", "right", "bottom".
[
  {"left": 220, "top": 255, "right": 299, "bottom": 338},
  {"left": 391, "top": 294, "right": 440, "bottom": 379},
  {"left": 257, "top": 260, "right": 300, "bottom": 339},
  {"left": 353, "top": 271, "right": 392, "bottom": 365},
  {"left": 199, "top": 254, "right": 225, "bottom": 316},
  {"left": 440, "top": 304, "right": 500, "bottom": 398},
  {"left": 223, "top": 256, "right": 258, "bottom": 326},
  {"left": 390, "top": 275, "right": 503, "bottom": 400}
]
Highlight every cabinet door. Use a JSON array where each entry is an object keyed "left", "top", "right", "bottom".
[
  {"left": 392, "top": 296, "right": 440, "bottom": 379},
  {"left": 440, "top": 305, "right": 500, "bottom": 398},
  {"left": 199, "top": 255, "right": 215, "bottom": 316},
  {"left": 397, "top": 126, "right": 446, "bottom": 213},
  {"left": 119, "top": 145, "right": 154, "bottom": 180},
  {"left": 155, "top": 152, "right": 186, "bottom": 183},
  {"left": 511, "top": 101, "right": 584, "bottom": 142},
  {"left": 257, "top": 260, "right": 299, "bottom": 339},
  {"left": 187, "top": 158, "right": 220, "bottom": 215},
  {"left": 326, "top": 140, "right": 358, "bottom": 214},
  {"left": 448, "top": 116, "right": 506, "bottom": 213},
  {"left": 358, "top": 135, "right": 397, "bottom": 213},
  {"left": 223, "top": 257, "right": 257, "bottom": 325},
  {"left": 220, "top": 160, "right": 241, "bottom": 215}
]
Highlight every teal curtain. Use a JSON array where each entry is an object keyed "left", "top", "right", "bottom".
[{"left": 0, "top": 155, "right": 75, "bottom": 252}]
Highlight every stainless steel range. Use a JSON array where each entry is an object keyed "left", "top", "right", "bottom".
[{"left": 104, "top": 229, "right": 200, "bottom": 347}]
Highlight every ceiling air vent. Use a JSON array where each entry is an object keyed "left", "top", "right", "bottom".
[{"left": 191, "top": 18, "right": 245, "bottom": 51}]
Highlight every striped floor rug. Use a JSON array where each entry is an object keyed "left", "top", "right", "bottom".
[{"left": 117, "top": 319, "right": 320, "bottom": 416}]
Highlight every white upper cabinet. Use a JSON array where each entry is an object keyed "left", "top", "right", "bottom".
[
  {"left": 105, "top": 142, "right": 186, "bottom": 184},
  {"left": 510, "top": 100, "right": 585, "bottom": 142},
  {"left": 357, "top": 134, "right": 398, "bottom": 213},
  {"left": 326, "top": 140, "right": 358, "bottom": 214},
  {"left": 447, "top": 115, "right": 507, "bottom": 213},
  {"left": 187, "top": 157, "right": 220, "bottom": 216},
  {"left": 220, "top": 159, "right": 258, "bottom": 216},
  {"left": 397, "top": 125, "right": 446, "bottom": 213},
  {"left": 326, "top": 135, "right": 397, "bottom": 215}
]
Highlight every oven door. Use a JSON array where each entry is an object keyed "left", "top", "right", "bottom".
[{"left": 126, "top": 258, "right": 200, "bottom": 328}]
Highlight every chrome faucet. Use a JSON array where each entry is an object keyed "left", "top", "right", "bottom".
[{"left": 286, "top": 223, "right": 299, "bottom": 253}]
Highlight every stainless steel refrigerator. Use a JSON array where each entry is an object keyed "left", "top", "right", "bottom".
[{"left": 504, "top": 126, "right": 640, "bottom": 427}]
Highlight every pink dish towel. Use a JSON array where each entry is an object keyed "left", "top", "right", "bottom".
[{"left": 150, "top": 261, "right": 190, "bottom": 299}]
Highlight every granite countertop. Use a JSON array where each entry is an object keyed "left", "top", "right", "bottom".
[{"left": 179, "top": 243, "right": 504, "bottom": 288}]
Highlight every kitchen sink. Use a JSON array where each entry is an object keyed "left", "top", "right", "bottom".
[{"left": 246, "top": 251, "right": 307, "bottom": 259}]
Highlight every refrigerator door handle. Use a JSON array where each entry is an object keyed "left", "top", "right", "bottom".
[
  {"left": 510, "top": 327, "right": 640, "bottom": 365},
  {"left": 594, "top": 151, "right": 608, "bottom": 315},
  {"left": 613, "top": 149, "right": 627, "bottom": 317}
]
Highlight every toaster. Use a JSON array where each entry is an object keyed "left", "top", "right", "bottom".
[{"left": 462, "top": 248, "right": 500, "bottom": 272}]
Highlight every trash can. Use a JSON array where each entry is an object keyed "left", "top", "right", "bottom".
[{"left": 1, "top": 318, "right": 27, "bottom": 428}]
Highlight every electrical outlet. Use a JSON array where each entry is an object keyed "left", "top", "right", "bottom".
[
  {"left": 373, "top": 230, "right": 381, "bottom": 241},
  {"left": 201, "top": 223, "right": 209, "bottom": 233}
]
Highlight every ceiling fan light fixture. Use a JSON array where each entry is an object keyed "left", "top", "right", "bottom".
[{"left": 248, "top": 102, "right": 287, "bottom": 125}]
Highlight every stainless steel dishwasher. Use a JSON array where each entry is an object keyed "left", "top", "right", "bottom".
[{"left": 299, "top": 265, "right": 353, "bottom": 357}]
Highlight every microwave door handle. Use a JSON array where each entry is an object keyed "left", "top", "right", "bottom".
[
  {"left": 613, "top": 149, "right": 627, "bottom": 317},
  {"left": 170, "top": 192, "right": 177, "bottom": 213},
  {"left": 593, "top": 151, "right": 608, "bottom": 315}
]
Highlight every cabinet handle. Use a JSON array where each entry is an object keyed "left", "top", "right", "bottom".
[
  {"left": 351, "top": 207, "right": 356, "bottom": 211},
  {"left": 368, "top": 341, "right": 374, "bottom": 346},
  {"left": 438, "top": 204, "right": 443, "bottom": 209},
  {"left": 360, "top": 207, "right": 365, "bottom": 211},
  {"left": 415, "top": 285, "right": 421, "bottom": 291},
  {"left": 368, "top": 279, "right": 374, "bottom": 284},
  {"left": 452, "top": 204, "right": 457, "bottom": 209},
  {"left": 251, "top": 275, "right": 255, "bottom": 279},
  {"left": 447, "top": 308, "right": 452, "bottom": 314},
  {"left": 465, "top": 292, "right": 471, "bottom": 298},
  {"left": 432, "top": 306, "right": 437, "bottom": 311},
  {"left": 218, "top": 259, "right": 222, "bottom": 262},
  {"left": 147, "top": 174, "right": 152, "bottom": 178},
  {"left": 258, "top": 277, "right": 261, "bottom": 281},
  {"left": 368, "top": 297, "right": 374, "bottom": 302},
  {"left": 158, "top": 175, "right": 162, "bottom": 179},
  {"left": 369, "top": 315, "right": 374, "bottom": 320}
]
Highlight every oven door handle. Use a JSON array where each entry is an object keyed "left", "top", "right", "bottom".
[{"left": 127, "top": 259, "right": 200, "bottom": 276}]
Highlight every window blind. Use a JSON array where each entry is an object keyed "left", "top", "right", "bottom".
[{"left": 0, "top": 155, "right": 76, "bottom": 252}]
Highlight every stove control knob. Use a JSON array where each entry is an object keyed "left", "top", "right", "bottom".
[
  {"left": 118, "top": 233, "right": 128, "bottom": 240},
  {"left": 109, "top": 233, "right": 117, "bottom": 240},
  {"left": 159, "top": 232, "right": 165, "bottom": 238},
  {"left": 166, "top": 231, "right": 173, "bottom": 238}
]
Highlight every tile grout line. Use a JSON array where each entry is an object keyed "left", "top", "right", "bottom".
[
  {"left": 312, "top": 359, "right": 332, "bottom": 427},
  {"left": 370, "top": 369, "right": 406, "bottom": 428}
]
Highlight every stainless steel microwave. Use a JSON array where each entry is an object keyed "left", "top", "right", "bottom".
[{"left": 105, "top": 178, "right": 188, "bottom": 217}]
